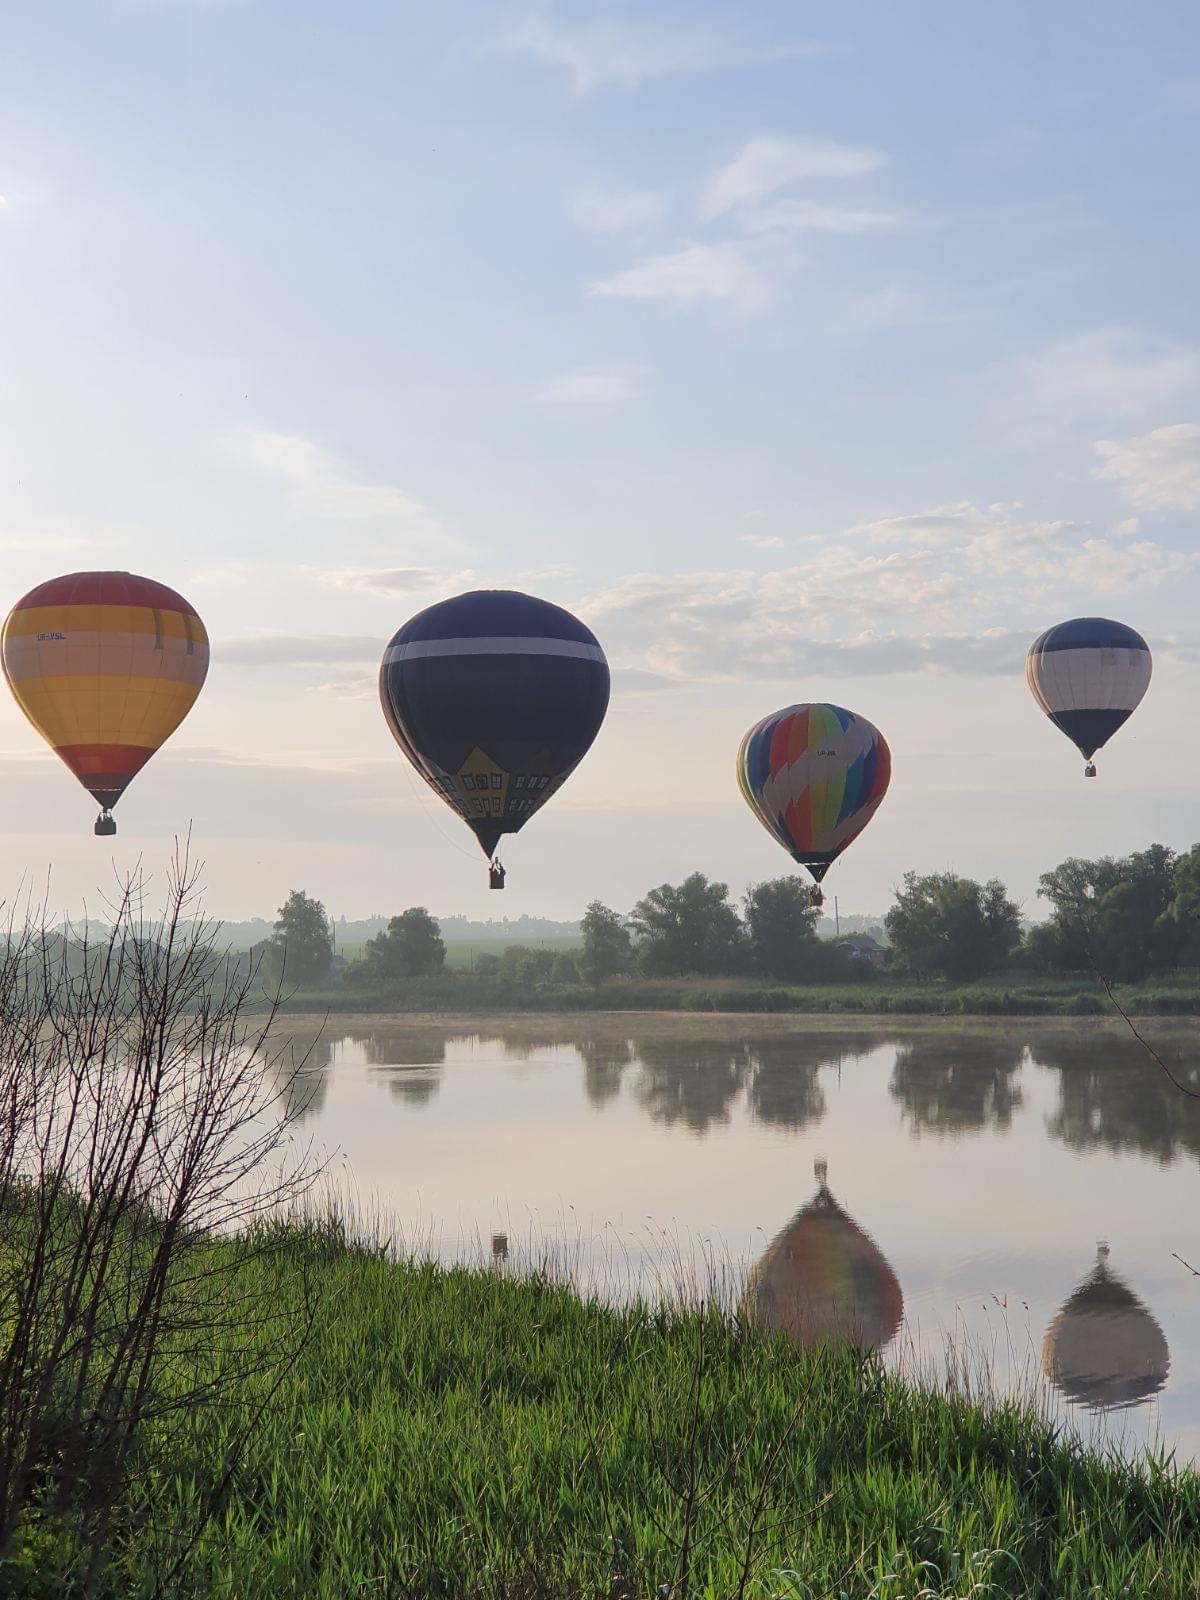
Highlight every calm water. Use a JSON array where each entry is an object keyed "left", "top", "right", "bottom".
[{"left": 274, "top": 1017, "right": 1200, "bottom": 1464}]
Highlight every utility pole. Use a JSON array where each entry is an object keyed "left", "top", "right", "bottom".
[{"left": 834, "top": 896, "right": 840, "bottom": 938}]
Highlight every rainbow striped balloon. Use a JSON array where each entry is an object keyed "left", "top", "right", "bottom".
[
  {"left": 736, "top": 702, "right": 890, "bottom": 885},
  {"left": 1, "top": 571, "right": 209, "bottom": 833}
]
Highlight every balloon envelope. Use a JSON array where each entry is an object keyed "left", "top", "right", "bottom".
[
  {"left": 379, "top": 590, "right": 610, "bottom": 859},
  {"left": 737, "top": 703, "right": 890, "bottom": 883},
  {"left": 1, "top": 571, "right": 209, "bottom": 818},
  {"left": 1026, "top": 617, "right": 1151, "bottom": 762}
]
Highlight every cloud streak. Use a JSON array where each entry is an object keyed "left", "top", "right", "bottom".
[
  {"left": 1095, "top": 423, "right": 1200, "bottom": 510},
  {"left": 539, "top": 363, "right": 647, "bottom": 404},
  {"left": 586, "top": 241, "right": 770, "bottom": 313},
  {"left": 231, "top": 429, "right": 430, "bottom": 525},
  {"left": 492, "top": 16, "right": 827, "bottom": 92},
  {"left": 702, "top": 136, "right": 885, "bottom": 218}
]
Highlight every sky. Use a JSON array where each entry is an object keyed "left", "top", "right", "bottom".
[{"left": 1, "top": 1, "right": 1198, "bottom": 923}]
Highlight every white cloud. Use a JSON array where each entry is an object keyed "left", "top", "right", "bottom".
[
  {"left": 220, "top": 634, "right": 382, "bottom": 667},
  {"left": 741, "top": 534, "right": 784, "bottom": 550},
  {"left": 319, "top": 566, "right": 477, "bottom": 597},
  {"left": 231, "top": 429, "right": 429, "bottom": 524},
  {"left": 1094, "top": 423, "right": 1200, "bottom": 510},
  {"left": 1023, "top": 329, "right": 1200, "bottom": 421},
  {"left": 568, "top": 187, "right": 662, "bottom": 232},
  {"left": 1061, "top": 536, "right": 1195, "bottom": 593},
  {"left": 701, "top": 136, "right": 884, "bottom": 219},
  {"left": 574, "top": 504, "right": 1191, "bottom": 683},
  {"left": 586, "top": 241, "right": 770, "bottom": 313},
  {"left": 540, "top": 363, "right": 647, "bottom": 404},
  {"left": 742, "top": 199, "right": 901, "bottom": 234},
  {"left": 844, "top": 284, "right": 940, "bottom": 331},
  {"left": 491, "top": 16, "right": 826, "bottom": 93},
  {"left": 0, "top": 535, "right": 91, "bottom": 551}
]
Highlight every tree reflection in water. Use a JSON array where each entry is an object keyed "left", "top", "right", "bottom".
[
  {"left": 631, "top": 1032, "right": 888, "bottom": 1136},
  {"left": 1030, "top": 1031, "right": 1200, "bottom": 1165},
  {"left": 1042, "top": 1243, "right": 1170, "bottom": 1411},
  {"left": 889, "top": 1035, "right": 1026, "bottom": 1136},
  {"left": 745, "top": 1160, "right": 903, "bottom": 1352}
]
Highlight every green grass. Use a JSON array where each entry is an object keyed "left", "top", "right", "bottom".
[
  {"left": 34, "top": 1225, "right": 1200, "bottom": 1599},
  {"left": 262, "top": 969, "right": 1200, "bottom": 1017}
]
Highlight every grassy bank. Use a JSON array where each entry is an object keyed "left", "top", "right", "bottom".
[
  {"left": 262, "top": 970, "right": 1200, "bottom": 1017},
  {"left": 23, "top": 1227, "right": 1200, "bottom": 1599}
]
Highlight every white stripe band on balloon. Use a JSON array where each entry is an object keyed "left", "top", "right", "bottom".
[{"left": 384, "top": 637, "right": 606, "bottom": 664}]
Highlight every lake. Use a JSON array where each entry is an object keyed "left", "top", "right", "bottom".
[{"left": 273, "top": 1015, "right": 1200, "bottom": 1466}]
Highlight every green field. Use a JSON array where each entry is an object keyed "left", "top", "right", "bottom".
[
  {"left": 15, "top": 1222, "right": 1197, "bottom": 1599},
  {"left": 332, "top": 936, "right": 581, "bottom": 969},
  {"left": 264, "top": 969, "right": 1200, "bottom": 1016}
]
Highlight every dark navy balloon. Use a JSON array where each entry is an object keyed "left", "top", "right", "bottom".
[
  {"left": 1026, "top": 617, "right": 1151, "bottom": 777},
  {"left": 380, "top": 590, "right": 610, "bottom": 872}
]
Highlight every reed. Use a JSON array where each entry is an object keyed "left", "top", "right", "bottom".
[{"left": 31, "top": 1215, "right": 1200, "bottom": 1600}]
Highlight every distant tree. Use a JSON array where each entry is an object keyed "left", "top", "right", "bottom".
[
  {"left": 1166, "top": 843, "right": 1200, "bottom": 965},
  {"left": 743, "top": 878, "right": 820, "bottom": 981},
  {"left": 550, "top": 951, "right": 581, "bottom": 984},
  {"left": 271, "top": 890, "right": 334, "bottom": 984},
  {"left": 1032, "top": 845, "right": 1181, "bottom": 982},
  {"left": 630, "top": 873, "right": 746, "bottom": 977},
  {"left": 578, "top": 901, "right": 633, "bottom": 985},
  {"left": 360, "top": 908, "right": 446, "bottom": 982},
  {"left": 498, "top": 945, "right": 555, "bottom": 986},
  {"left": 886, "top": 872, "right": 1021, "bottom": 980},
  {"left": 474, "top": 952, "right": 501, "bottom": 977}
]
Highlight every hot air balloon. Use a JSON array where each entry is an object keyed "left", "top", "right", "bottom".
[
  {"left": 745, "top": 1160, "right": 903, "bottom": 1352},
  {"left": 1026, "top": 618, "right": 1151, "bottom": 778},
  {"left": 379, "top": 590, "right": 609, "bottom": 887},
  {"left": 1042, "top": 1243, "right": 1169, "bottom": 1411},
  {"left": 1, "top": 571, "right": 209, "bottom": 835},
  {"left": 736, "top": 703, "right": 890, "bottom": 907}
]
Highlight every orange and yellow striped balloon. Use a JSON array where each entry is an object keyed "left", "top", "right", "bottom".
[{"left": 1, "top": 571, "right": 209, "bottom": 832}]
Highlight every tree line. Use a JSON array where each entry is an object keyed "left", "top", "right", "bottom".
[{"left": 260, "top": 842, "right": 1200, "bottom": 989}]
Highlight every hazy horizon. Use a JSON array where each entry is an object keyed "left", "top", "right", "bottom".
[{"left": 2, "top": 2, "right": 1198, "bottom": 920}]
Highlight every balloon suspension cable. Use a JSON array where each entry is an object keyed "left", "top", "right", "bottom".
[
  {"left": 488, "top": 856, "right": 506, "bottom": 891},
  {"left": 1084, "top": 761, "right": 1097, "bottom": 778},
  {"left": 94, "top": 809, "right": 116, "bottom": 838}
]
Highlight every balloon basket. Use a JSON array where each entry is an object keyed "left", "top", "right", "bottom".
[
  {"left": 94, "top": 812, "right": 116, "bottom": 837},
  {"left": 1084, "top": 762, "right": 1097, "bottom": 778},
  {"left": 488, "top": 859, "right": 506, "bottom": 891}
]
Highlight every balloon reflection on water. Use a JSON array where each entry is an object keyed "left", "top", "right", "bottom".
[
  {"left": 745, "top": 1160, "right": 903, "bottom": 1353},
  {"left": 1042, "top": 1243, "right": 1170, "bottom": 1412}
]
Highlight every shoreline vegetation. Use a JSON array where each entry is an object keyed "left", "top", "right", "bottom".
[
  {"left": 252, "top": 971, "right": 1200, "bottom": 1018},
  {"left": 21, "top": 1216, "right": 1200, "bottom": 1600},
  {"left": 7, "top": 865, "right": 1200, "bottom": 1597}
]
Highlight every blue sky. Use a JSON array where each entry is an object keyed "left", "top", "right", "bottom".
[{"left": 1, "top": 1, "right": 1198, "bottom": 920}]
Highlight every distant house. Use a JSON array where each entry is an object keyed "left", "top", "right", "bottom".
[{"left": 835, "top": 935, "right": 889, "bottom": 970}]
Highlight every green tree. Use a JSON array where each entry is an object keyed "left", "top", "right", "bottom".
[
  {"left": 1033, "top": 845, "right": 1181, "bottom": 982},
  {"left": 550, "top": 951, "right": 580, "bottom": 984},
  {"left": 578, "top": 901, "right": 633, "bottom": 985},
  {"left": 885, "top": 872, "right": 1021, "bottom": 980},
  {"left": 1166, "top": 843, "right": 1200, "bottom": 964},
  {"left": 630, "top": 873, "right": 746, "bottom": 977},
  {"left": 743, "top": 878, "right": 820, "bottom": 981},
  {"left": 360, "top": 908, "right": 446, "bottom": 981},
  {"left": 498, "top": 945, "right": 555, "bottom": 986},
  {"left": 271, "top": 890, "right": 334, "bottom": 984}
]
